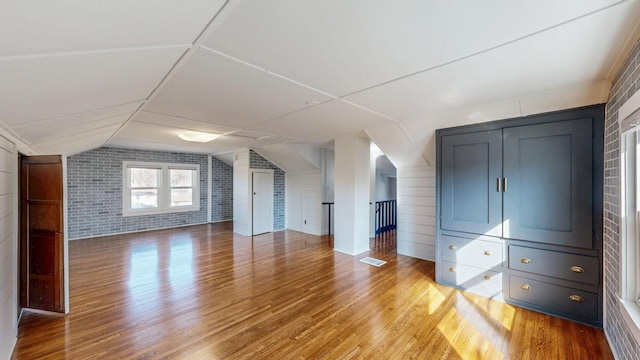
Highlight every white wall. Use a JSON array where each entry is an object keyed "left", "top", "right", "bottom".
[
  {"left": 233, "top": 149, "right": 250, "bottom": 236},
  {"left": 302, "top": 173, "right": 322, "bottom": 235},
  {"left": 375, "top": 173, "right": 396, "bottom": 201},
  {"left": 396, "top": 166, "right": 436, "bottom": 261},
  {"left": 321, "top": 148, "right": 334, "bottom": 202},
  {"left": 286, "top": 172, "right": 322, "bottom": 236},
  {"left": 0, "top": 135, "right": 17, "bottom": 360},
  {"left": 285, "top": 173, "right": 303, "bottom": 232},
  {"left": 334, "top": 136, "right": 370, "bottom": 255}
]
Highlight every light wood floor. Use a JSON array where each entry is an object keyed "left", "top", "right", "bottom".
[{"left": 12, "top": 223, "right": 613, "bottom": 359}]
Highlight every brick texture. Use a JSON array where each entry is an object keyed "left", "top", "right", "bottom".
[
  {"left": 67, "top": 147, "right": 208, "bottom": 239},
  {"left": 604, "top": 39, "right": 640, "bottom": 359},
  {"left": 250, "top": 150, "right": 285, "bottom": 230},
  {"left": 211, "top": 156, "right": 233, "bottom": 222}
]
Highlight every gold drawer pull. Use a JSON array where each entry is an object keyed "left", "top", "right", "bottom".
[
  {"left": 520, "top": 284, "right": 531, "bottom": 290},
  {"left": 569, "top": 295, "right": 584, "bottom": 302},
  {"left": 570, "top": 266, "right": 585, "bottom": 273},
  {"left": 484, "top": 250, "right": 492, "bottom": 255},
  {"left": 520, "top": 258, "right": 531, "bottom": 264},
  {"left": 448, "top": 245, "right": 456, "bottom": 250},
  {"left": 449, "top": 267, "right": 456, "bottom": 272},
  {"left": 484, "top": 275, "right": 492, "bottom": 281}
]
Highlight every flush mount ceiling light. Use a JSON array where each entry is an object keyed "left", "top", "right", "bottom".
[{"left": 178, "top": 130, "right": 220, "bottom": 143}]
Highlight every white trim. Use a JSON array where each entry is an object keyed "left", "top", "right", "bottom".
[
  {"left": 122, "top": 161, "right": 200, "bottom": 217},
  {"left": 62, "top": 156, "right": 70, "bottom": 314},
  {"left": 0, "top": 122, "right": 37, "bottom": 156},
  {"left": 620, "top": 90, "right": 640, "bottom": 123},
  {"left": 1, "top": 336, "right": 17, "bottom": 360}
]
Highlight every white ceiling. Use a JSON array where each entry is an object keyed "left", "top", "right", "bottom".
[{"left": 1, "top": 0, "right": 639, "bottom": 171}]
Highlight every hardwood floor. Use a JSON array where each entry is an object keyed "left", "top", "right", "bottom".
[{"left": 12, "top": 223, "right": 613, "bottom": 359}]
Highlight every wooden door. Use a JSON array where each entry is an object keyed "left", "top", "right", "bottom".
[
  {"left": 441, "top": 130, "right": 503, "bottom": 237},
  {"left": 503, "top": 118, "right": 593, "bottom": 248},
  {"left": 20, "top": 155, "right": 64, "bottom": 312}
]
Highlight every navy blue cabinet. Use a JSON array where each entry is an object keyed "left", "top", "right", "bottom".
[
  {"left": 436, "top": 105, "right": 604, "bottom": 327},
  {"left": 441, "top": 130, "right": 503, "bottom": 237},
  {"left": 503, "top": 119, "right": 593, "bottom": 248}
]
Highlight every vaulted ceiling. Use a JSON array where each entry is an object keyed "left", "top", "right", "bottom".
[{"left": 1, "top": 1, "right": 639, "bottom": 171}]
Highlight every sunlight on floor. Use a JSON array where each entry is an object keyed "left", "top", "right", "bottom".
[
  {"left": 462, "top": 292, "right": 515, "bottom": 331},
  {"left": 426, "top": 284, "right": 446, "bottom": 315},
  {"left": 437, "top": 307, "right": 503, "bottom": 360}
]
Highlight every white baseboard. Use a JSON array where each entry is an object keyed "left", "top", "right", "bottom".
[
  {"left": 69, "top": 221, "right": 214, "bottom": 240},
  {"left": 1, "top": 334, "right": 17, "bottom": 360}
]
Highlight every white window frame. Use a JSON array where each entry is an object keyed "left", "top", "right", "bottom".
[
  {"left": 619, "top": 120, "right": 640, "bottom": 344},
  {"left": 122, "top": 161, "right": 200, "bottom": 217}
]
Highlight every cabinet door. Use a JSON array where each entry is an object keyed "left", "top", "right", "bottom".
[
  {"left": 441, "top": 130, "right": 503, "bottom": 236},
  {"left": 503, "top": 119, "right": 592, "bottom": 248}
]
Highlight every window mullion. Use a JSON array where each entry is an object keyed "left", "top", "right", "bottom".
[{"left": 161, "top": 165, "right": 168, "bottom": 210}]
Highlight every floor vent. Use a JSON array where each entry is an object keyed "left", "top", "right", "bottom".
[{"left": 360, "top": 257, "right": 386, "bottom": 267}]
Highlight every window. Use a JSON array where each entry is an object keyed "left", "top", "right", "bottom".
[
  {"left": 619, "top": 108, "right": 640, "bottom": 342},
  {"left": 123, "top": 161, "right": 200, "bottom": 216}
]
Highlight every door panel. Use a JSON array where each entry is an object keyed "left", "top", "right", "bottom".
[
  {"left": 252, "top": 172, "right": 273, "bottom": 235},
  {"left": 503, "top": 119, "right": 592, "bottom": 248},
  {"left": 20, "top": 155, "right": 64, "bottom": 312},
  {"left": 441, "top": 130, "right": 503, "bottom": 236}
]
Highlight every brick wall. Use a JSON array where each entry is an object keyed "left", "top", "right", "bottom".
[
  {"left": 250, "top": 150, "right": 285, "bottom": 230},
  {"left": 67, "top": 147, "right": 208, "bottom": 239},
  {"left": 604, "top": 40, "right": 640, "bottom": 359},
  {"left": 211, "top": 156, "right": 233, "bottom": 222}
]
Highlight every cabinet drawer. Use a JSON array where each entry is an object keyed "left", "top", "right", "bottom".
[
  {"left": 439, "top": 260, "right": 502, "bottom": 298},
  {"left": 440, "top": 235, "right": 503, "bottom": 268},
  {"left": 509, "top": 246, "right": 598, "bottom": 285},
  {"left": 508, "top": 275, "right": 597, "bottom": 322}
]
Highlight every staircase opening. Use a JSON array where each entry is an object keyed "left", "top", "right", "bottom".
[{"left": 373, "top": 154, "right": 397, "bottom": 250}]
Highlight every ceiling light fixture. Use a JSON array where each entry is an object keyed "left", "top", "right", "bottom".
[{"left": 178, "top": 130, "right": 220, "bottom": 143}]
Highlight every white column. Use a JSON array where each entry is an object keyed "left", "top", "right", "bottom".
[
  {"left": 232, "top": 149, "right": 250, "bottom": 236},
  {"left": 334, "top": 136, "right": 371, "bottom": 255},
  {"left": 369, "top": 145, "right": 377, "bottom": 238}
]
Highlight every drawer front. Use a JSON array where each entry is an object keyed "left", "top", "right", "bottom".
[
  {"left": 440, "top": 235, "right": 503, "bottom": 268},
  {"left": 439, "top": 260, "right": 502, "bottom": 298},
  {"left": 508, "top": 275, "right": 598, "bottom": 322},
  {"left": 509, "top": 246, "right": 598, "bottom": 285}
]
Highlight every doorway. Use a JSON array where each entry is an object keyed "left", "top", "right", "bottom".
[{"left": 252, "top": 170, "right": 273, "bottom": 235}]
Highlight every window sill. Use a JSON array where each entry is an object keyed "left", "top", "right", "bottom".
[
  {"left": 122, "top": 206, "right": 199, "bottom": 217},
  {"left": 619, "top": 298, "right": 640, "bottom": 346}
]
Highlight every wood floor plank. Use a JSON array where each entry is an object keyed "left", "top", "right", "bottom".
[{"left": 11, "top": 223, "right": 613, "bottom": 359}]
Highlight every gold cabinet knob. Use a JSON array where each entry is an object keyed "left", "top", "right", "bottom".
[
  {"left": 484, "top": 250, "right": 492, "bottom": 255},
  {"left": 569, "top": 295, "right": 584, "bottom": 302},
  {"left": 449, "top": 267, "right": 456, "bottom": 272},
  {"left": 448, "top": 245, "right": 456, "bottom": 250},
  {"left": 520, "top": 258, "right": 531, "bottom": 264},
  {"left": 520, "top": 284, "right": 531, "bottom": 290},
  {"left": 570, "top": 266, "right": 585, "bottom": 273},
  {"left": 484, "top": 275, "right": 492, "bottom": 281}
]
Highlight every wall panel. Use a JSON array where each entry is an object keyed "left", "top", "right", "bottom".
[
  {"left": 396, "top": 166, "right": 436, "bottom": 261},
  {"left": 0, "top": 136, "right": 17, "bottom": 360}
]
